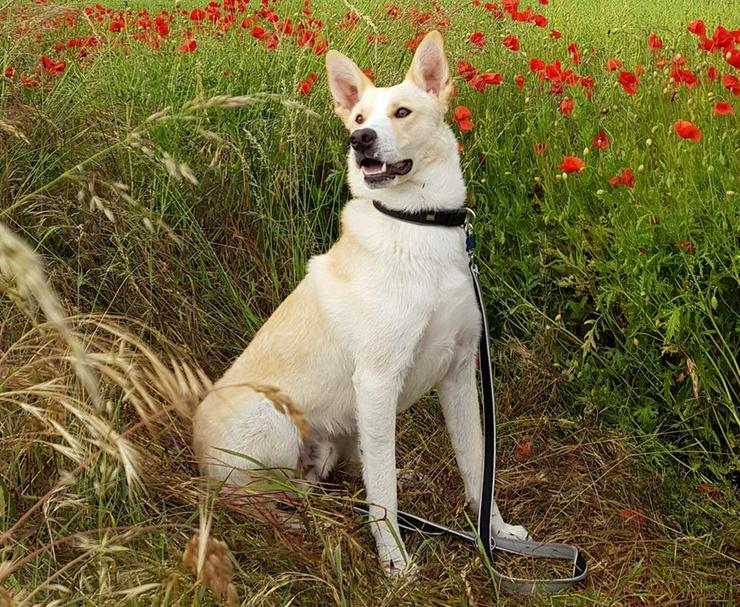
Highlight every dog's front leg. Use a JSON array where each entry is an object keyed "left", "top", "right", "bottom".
[
  {"left": 437, "top": 353, "right": 529, "bottom": 541},
  {"left": 353, "top": 367, "right": 409, "bottom": 573}
]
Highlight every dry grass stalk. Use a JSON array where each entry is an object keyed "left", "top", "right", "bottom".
[
  {"left": 0, "top": 222, "right": 100, "bottom": 408},
  {"left": 0, "top": 119, "right": 29, "bottom": 143},
  {"left": 182, "top": 530, "right": 238, "bottom": 606},
  {"left": 0, "top": 586, "right": 15, "bottom": 607}
]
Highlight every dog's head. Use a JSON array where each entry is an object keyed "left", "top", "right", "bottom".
[{"left": 326, "top": 31, "right": 456, "bottom": 197}]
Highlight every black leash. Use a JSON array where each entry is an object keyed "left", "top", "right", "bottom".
[{"left": 363, "top": 200, "right": 588, "bottom": 594}]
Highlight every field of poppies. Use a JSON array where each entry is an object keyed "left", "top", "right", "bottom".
[{"left": 1, "top": 0, "right": 739, "bottom": 605}]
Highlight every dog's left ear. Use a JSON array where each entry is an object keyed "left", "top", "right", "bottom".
[{"left": 406, "top": 31, "right": 453, "bottom": 105}]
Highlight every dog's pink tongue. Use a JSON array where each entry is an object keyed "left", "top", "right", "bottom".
[{"left": 362, "top": 163, "right": 385, "bottom": 175}]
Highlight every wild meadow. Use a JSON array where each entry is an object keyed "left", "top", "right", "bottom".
[{"left": 0, "top": 0, "right": 738, "bottom": 604}]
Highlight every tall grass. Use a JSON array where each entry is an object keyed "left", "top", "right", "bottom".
[{"left": 1, "top": 0, "right": 738, "bottom": 604}]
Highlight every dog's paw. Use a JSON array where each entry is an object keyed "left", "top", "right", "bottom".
[
  {"left": 381, "top": 557, "right": 417, "bottom": 579},
  {"left": 378, "top": 543, "right": 413, "bottom": 578},
  {"left": 493, "top": 522, "right": 530, "bottom": 542}
]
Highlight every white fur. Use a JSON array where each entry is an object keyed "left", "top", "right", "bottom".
[{"left": 193, "top": 31, "right": 527, "bottom": 573}]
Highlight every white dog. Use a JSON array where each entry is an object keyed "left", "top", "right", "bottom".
[{"left": 193, "top": 30, "right": 528, "bottom": 573}]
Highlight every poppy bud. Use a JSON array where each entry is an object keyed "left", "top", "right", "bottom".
[
  {"left": 646, "top": 138, "right": 653, "bottom": 146},
  {"left": 637, "top": 164, "right": 644, "bottom": 172},
  {"left": 596, "top": 189, "right": 605, "bottom": 195}
]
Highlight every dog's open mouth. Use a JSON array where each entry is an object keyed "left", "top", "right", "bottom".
[{"left": 358, "top": 158, "right": 413, "bottom": 183}]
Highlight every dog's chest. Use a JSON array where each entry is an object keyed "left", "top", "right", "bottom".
[{"left": 397, "top": 258, "right": 480, "bottom": 411}]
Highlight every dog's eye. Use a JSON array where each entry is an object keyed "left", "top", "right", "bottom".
[
  {"left": 395, "top": 107, "right": 412, "bottom": 118},
  {"left": 355, "top": 114, "right": 364, "bottom": 124}
]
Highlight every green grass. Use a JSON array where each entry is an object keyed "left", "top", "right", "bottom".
[{"left": 1, "top": 0, "right": 739, "bottom": 604}]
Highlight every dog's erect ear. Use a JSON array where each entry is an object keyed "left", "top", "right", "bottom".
[
  {"left": 405, "top": 31, "right": 453, "bottom": 105},
  {"left": 326, "top": 50, "right": 373, "bottom": 121}
]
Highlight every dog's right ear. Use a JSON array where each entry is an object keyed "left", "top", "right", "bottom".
[{"left": 326, "top": 50, "right": 372, "bottom": 122}]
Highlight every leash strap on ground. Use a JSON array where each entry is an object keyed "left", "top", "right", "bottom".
[
  {"left": 467, "top": 242, "right": 588, "bottom": 594},
  {"left": 348, "top": 202, "right": 588, "bottom": 593}
]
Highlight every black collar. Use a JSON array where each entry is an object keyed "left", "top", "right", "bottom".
[{"left": 372, "top": 200, "right": 468, "bottom": 227}]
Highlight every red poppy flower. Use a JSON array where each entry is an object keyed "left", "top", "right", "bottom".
[
  {"left": 190, "top": 8, "right": 206, "bottom": 21},
  {"left": 618, "top": 70, "right": 639, "bottom": 95},
  {"left": 609, "top": 167, "right": 636, "bottom": 188},
  {"left": 674, "top": 120, "right": 702, "bottom": 141},
  {"left": 264, "top": 32, "right": 280, "bottom": 50},
  {"left": 696, "top": 483, "right": 721, "bottom": 499},
  {"left": 592, "top": 130, "right": 610, "bottom": 150},
  {"left": 560, "top": 97, "right": 574, "bottom": 116},
  {"left": 502, "top": 35, "right": 520, "bottom": 52},
  {"left": 648, "top": 33, "right": 663, "bottom": 50},
  {"left": 567, "top": 42, "right": 581, "bottom": 64},
  {"left": 515, "top": 442, "right": 532, "bottom": 459},
  {"left": 178, "top": 40, "right": 197, "bottom": 52},
  {"left": 470, "top": 77, "right": 486, "bottom": 93},
  {"left": 470, "top": 31, "right": 486, "bottom": 47},
  {"left": 314, "top": 40, "right": 328, "bottom": 56},
  {"left": 534, "top": 142, "right": 547, "bottom": 155},
  {"left": 687, "top": 19, "right": 706, "bottom": 38},
  {"left": 550, "top": 29, "right": 562, "bottom": 40},
  {"left": 606, "top": 58, "right": 623, "bottom": 71},
  {"left": 672, "top": 68, "right": 699, "bottom": 88},
  {"left": 457, "top": 60, "right": 478, "bottom": 81},
  {"left": 251, "top": 26, "right": 265, "bottom": 40},
  {"left": 724, "top": 74, "right": 740, "bottom": 95},
  {"left": 278, "top": 18, "right": 293, "bottom": 35},
  {"left": 619, "top": 509, "right": 647, "bottom": 524},
  {"left": 726, "top": 49, "right": 740, "bottom": 70},
  {"left": 515, "top": 74, "right": 525, "bottom": 90},
  {"left": 109, "top": 19, "right": 125, "bottom": 32},
  {"left": 677, "top": 239, "right": 696, "bottom": 254},
  {"left": 480, "top": 71, "right": 503, "bottom": 85},
  {"left": 529, "top": 58, "right": 545, "bottom": 72},
  {"left": 458, "top": 119, "right": 475, "bottom": 132},
  {"left": 453, "top": 105, "right": 472, "bottom": 122},
  {"left": 20, "top": 74, "right": 39, "bottom": 87},
  {"left": 713, "top": 102, "right": 734, "bottom": 115},
  {"left": 707, "top": 66, "right": 720, "bottom": 81},
  {"left": 297, "top": 71, "right": 318, "bottom": 95},
  {"left": 154, "top": 16, "right": 169, "bottom": 38},
  {"left": 40, "top": 55, "right": 66, "bottom": 75},
  {"left": 4, "top": 66, "right": 14, "bottom": 79},
  {"left": 559, "top": 156, "right": 585, "bottom": 173}
]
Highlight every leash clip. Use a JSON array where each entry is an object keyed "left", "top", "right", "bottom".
[{"left": 463, "top": 208, "right": 478, "bottom": 270}]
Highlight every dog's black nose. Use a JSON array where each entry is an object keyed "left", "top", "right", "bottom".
[{"left": 350, "top": 128, "right": 377, "bottom": 152}]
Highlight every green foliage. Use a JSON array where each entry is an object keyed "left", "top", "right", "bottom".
[{"left": 1, "top": 0, "right": 738, "bottom": 476}]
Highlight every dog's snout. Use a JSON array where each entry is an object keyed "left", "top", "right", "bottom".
[{"left": 350, "top": 128, "right": 377, "bottom": 152}]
